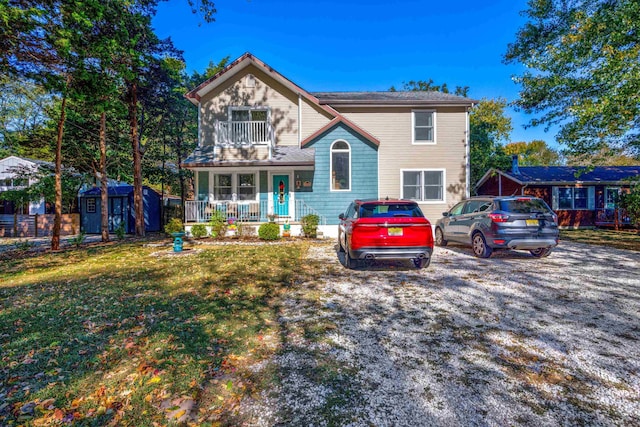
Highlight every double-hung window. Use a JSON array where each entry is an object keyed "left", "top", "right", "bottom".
[
  {"left": 402, "top": 170, "right": 444, "bottom": 202},
  {"left": 412, "top": 111, "right": 436, "bottom": 144},
  {"left": 552, "top": 186, "right": 595, "bottom": 210},
  {"left": 237, "top": 173, "right": 256, "bottom": 200},
  {"left": 214, "top": 174, "right": 233, "bottom": 200}
]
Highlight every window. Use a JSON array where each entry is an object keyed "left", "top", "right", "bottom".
[
  {"left": 552, "top": 186, "right": 595, "bottom": 210},
  {"left": 214, "top": 174, "right": 233, "bottom": 200},
  {"left": 237, "top": 173, "right": 256, "bottom": 201},
  {"left": 197, "top": 171, "right": 209, "bottom": 201},
  {"left": 402, "top": 170, "right": 444, "bottom": 202},
  {"left": 331, "top": 140, "right": 350, "bottom": 191},
  {"left": 413, "top": 111, "right": 435, "bottom": 144},
  {"left": 86, "top": 198, "right": 96, "bottom": 213}
]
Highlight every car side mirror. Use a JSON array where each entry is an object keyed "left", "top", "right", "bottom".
[
  {"left": 442, "top": 212, "right": 449, "bottom": 217},
  {"left": 338, "top": 213, "right": 345, "bottom": 220}
]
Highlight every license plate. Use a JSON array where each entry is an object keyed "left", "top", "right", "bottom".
[
  {"left": 388, "top": 227, "right": 403, "bottom": 236},
  {"left": 526, "top": 219, "right": 539, "bottom": 226}
]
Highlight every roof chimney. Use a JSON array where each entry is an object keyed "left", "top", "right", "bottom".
[{"left": 511, "top": 154, "right": 520, "bottom": 175}]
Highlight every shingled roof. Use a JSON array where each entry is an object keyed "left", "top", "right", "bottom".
[
  {"left": 476, "top": 165, "right": 640, "bottom": 188},
  {"left": 312, "top": 91, "right": 477, "bottom": 106},
  {"left": 182, "top": 145, "right": 315, "bottom": 168}
]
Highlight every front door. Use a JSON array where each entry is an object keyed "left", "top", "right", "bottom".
[{"left": 272, "top": 175, "right": 289, "bottom": 217}]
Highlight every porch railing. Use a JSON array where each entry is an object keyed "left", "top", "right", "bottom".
[
  {"left": 595, "top": 208, "right": 631, "bottom": 225},
  {"left": 215, "top": 120, "right": 274, "bottom": 145},
  {"left": 185, "top": 199, "right": 327, "bottom": 225},
  {"left": 185, "top": 200, "right": 268, "bottom": 223},
  {"left": 294, "top": 200, "right": 327, "bottom": 225}
]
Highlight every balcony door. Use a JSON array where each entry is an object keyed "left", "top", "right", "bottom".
[{"left": 229, "top": 107, "right": 269, "bottom": 144}]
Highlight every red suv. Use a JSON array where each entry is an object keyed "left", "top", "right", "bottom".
[{"left": 338, "top": 199, "right": 434, "bottom": 269}]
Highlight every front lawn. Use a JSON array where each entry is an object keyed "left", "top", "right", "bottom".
[
  {"left": 560, "top": 228, "right": 640, "bottom": 251},
  {"left": 0, "top": 241, "right": 309, "bottom": 426}
]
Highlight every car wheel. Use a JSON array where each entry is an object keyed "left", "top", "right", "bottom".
[
  {"left": 413, "top": 257, "right": 430, "bottom": 269},
  {"left": 530, "top": 248, "right": 552, "bottom": 258},
  {"left": 435, "top": 227, "right": 447, "bottom": 247},
  {"left": 472, "top": 232, "right": 492, "bottom": 258},
  {"left": 345, "top": 244, "right": 357, "bottom": 269}
]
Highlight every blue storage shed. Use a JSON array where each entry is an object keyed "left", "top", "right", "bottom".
[{"left": 79, "top": 185, "right": 161, "bottom": 234}]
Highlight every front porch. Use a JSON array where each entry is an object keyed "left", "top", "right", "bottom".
[
  {"left": 184, "top": 199, "right": 326, "bottom": 225},
  {"left": 595, "top": 208, "right": 633, "bottom": 228}
]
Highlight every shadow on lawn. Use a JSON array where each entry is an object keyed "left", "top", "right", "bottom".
[{"left": 0, "top": 243, "right": 300, "bottom": 426}]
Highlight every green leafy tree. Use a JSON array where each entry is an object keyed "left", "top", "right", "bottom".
[
  {"left": 469, "top": 98, "right": 513, "bottom": 188},
  {"left": 504, "top": 140, "right": 563, "bottom": 166},
  {"left": 390, "top": 79, "right": 469, "bottom": 97},
  {"left": 505, "top": 0, "right": 640, "bottom": 156},
  {"left": 620, "top": 183, "right": 640, "bottom": 232}
]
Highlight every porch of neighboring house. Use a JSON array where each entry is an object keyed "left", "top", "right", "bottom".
[{"left": 595, "top": 208, "right": 632, "bottom": 228}]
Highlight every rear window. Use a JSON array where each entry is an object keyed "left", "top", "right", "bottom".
[
  {"left": 359, "top": 203, "right": 425, "bottom": 218},
  {"left": 500, "top": 198, "right": 552, "bottom": 214}
]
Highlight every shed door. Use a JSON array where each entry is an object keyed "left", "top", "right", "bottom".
[{"left": 110, "top": 197, "right": 125, "bottom": 232}]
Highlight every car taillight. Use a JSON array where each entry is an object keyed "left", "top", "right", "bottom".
[{"left": 489, "top": 213, "right": 509, "bottom": 223}]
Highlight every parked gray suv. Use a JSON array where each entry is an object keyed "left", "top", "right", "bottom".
[{"left": 434, "top": 196, "right": 559, "bottom": 258}]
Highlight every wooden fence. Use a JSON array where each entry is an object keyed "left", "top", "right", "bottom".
[{"left": 0, "top": 214, "right": 80, "bottom": 237}]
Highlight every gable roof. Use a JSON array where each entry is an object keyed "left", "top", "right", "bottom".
[
  {"left": 476, "top": 166, "right": 640, "bottom": 189},
  {"left": 300, "top": 116, "right": 381, "bottom": 147},
  {"left": 313, "top": 91, "right": 477, "bottom": 106}
]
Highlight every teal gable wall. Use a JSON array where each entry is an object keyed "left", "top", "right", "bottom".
[{"left": 297, "top": 123, "right": 378, "bottom": 225}]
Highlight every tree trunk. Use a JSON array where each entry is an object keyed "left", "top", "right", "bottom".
[
  {"left": 99, "top": 111, "right": 109, "bottom": 242},
  {"left": 128, "top": 82, "right": 144, "bottom": 236},
  {"left": 51, "top": 75, "right": 70, "bottom": 251}
]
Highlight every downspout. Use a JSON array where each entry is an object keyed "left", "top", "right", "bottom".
[
  {"left": 197, "top": 101, "right": 201, "bottom": 148},
  {"left": 298, "top": 93, "right": 302, "bottom": 147},
  {"left": 498, "top": 174, "right": 502, "bottom": 196},
  {"left": 466, "top": 104, "right": 473, "bottom": 198}
]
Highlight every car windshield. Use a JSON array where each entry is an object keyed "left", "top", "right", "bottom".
[
  {"left": 360, "top": 203, "right": 424, "bottom": 218},
  {"left": 500, "top": 199, "right": 552, "bottom": 214}
]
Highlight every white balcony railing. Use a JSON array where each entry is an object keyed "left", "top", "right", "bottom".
[{"left": 215, "top": 120, "right": 274, "bottom": 145}]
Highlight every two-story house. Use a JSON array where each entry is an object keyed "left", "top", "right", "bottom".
[
  {"left": 0, "top": 155, "right": 48, "bottom": 215},
  {"left": 182, "top": 53, "right": 475, "bottom": 237}
]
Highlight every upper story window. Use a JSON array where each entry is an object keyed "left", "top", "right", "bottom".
[
  {"left": 552, "top": 186, "right": 594, "bottom": 210},
  {"left": 412, "top": 110, "right": 436, "bottom": 144},
  {"left": 331, "top": 140, "right": 351, "bottom": 191},
  {"left": 402, "top": 169, "right": 445, "bottom": 202}
]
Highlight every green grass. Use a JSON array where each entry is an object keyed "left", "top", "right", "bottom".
[
  {"left": 0, "top": 240, "right": 310, "bottom": 426},
  {"left": 560, "top": 228, "right": 640, "bottom": 251}
]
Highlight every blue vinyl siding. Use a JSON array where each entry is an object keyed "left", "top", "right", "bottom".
[{"left": 297, "top": 123, "right": 378, "bottom": 224}]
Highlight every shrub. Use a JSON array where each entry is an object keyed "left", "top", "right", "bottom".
[
  {"left": 301, "top": 214, "right": 320, "bottom": 238},
  {"left": 190, "top": 224, "right": 208, "bottom": 239},
  {"left": 620, "top": 183, "right": 640, "bottom": 230},
  {"left": 164, "top": 218, "right": 184, "bottom": 235},
  {"left": 115, "top": 222, "right": 126, "bottom": 240},
  {"left": 208, "top": 210, "right": 228, "bottom": 239},
  {"left": 69, "top": 232, "right": 86, "bottom": 248},
  {"left": 258, "top": 222, "right": 280, "bottom": 241}
]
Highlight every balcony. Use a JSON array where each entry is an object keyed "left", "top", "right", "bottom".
[{"left": 214, "top": 120, "right": 274, "bottom": 146}]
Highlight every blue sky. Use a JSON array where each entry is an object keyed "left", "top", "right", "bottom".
[{"left": 153, "top": 0, "right": 558, "bottom": 148}]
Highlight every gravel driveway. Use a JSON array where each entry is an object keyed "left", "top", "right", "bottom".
[{"left": 242, "top": 241, "right": 640, "bottom": 426}]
